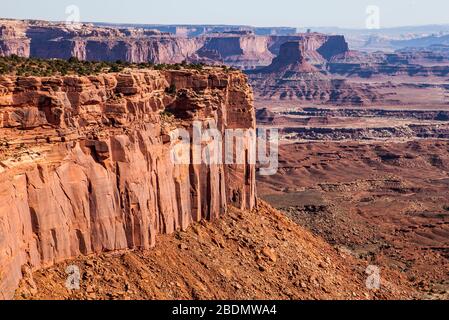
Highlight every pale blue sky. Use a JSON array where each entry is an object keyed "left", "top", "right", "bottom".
[{"left": 2, "top": 0, "right": 449, "bottom": 28}]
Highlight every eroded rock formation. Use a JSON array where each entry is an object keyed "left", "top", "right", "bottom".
[
  {"left": 0, "top": 68, "right": 256, "bottom": 299},
  {"left": 254, "top": 41, "right": 318, "bottom": 75},
  {"left": 248, "top": 41, "right": 380, "bottom": 105}
]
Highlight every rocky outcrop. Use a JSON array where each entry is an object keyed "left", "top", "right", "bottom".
[
  {"left": 193, "top": 33, "right": 350, "bottom": 69},
  {"left": 0, "top": 68, "right": 256, "bottom": 299},
  {"left": 252, "top": 41, "right": 318, "bottom": 76}
]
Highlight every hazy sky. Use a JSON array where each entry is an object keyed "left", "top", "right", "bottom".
[{"left": 2, "top": 0, "right": 449, "bottom": 29}]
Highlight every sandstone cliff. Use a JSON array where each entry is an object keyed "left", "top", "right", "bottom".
[
  {"left": 193, "top": 34, "right": 275, "bottom": 69},
  {"left": 266, "top": 34, "right": 349, "bottom": 65},
  {"left": 0, "top": 67, "right": 256, "bottom": 299}
]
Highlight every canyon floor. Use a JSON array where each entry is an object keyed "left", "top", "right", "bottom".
[{"left": 257, "top": 101, "right": 449, "bottom": 300}]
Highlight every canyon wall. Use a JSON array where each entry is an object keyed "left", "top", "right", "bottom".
[
  {"left": 0, "top": 68, "right": 256, "bottom": 299},
  {"left": 195, "top": 35, "right": 274, "bottom": 69},
  {"left": 25, "top": 25, "right": 204, "bottom": 63},
  {"left": 0, "top": 20, "right": 350, "bottom": 69}
]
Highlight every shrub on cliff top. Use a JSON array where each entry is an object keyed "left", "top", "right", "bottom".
[{"left": 0, "top": 56, "right": 221, "bottom": 77}]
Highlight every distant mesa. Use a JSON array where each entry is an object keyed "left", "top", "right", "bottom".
[
  {"left": 247, "top": 39, "right": 381, "bottom": 106},
  {"left": 0, "top": 18, "right": 349, "bottom": 70},
  {"left": 252, "top": 41, "right": 319, "bottom": 76}
]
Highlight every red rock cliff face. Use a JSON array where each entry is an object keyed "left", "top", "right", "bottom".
[{"left": 0, "top": 68, "right": 256, "bottom": 299}]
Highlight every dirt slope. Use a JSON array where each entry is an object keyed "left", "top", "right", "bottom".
[{"left": 16, "top": 202, "right": 416, "bottom": 300}]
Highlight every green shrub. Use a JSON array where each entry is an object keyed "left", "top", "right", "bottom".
[
  {"left": 165, "top": 84, "right": 177, "bottom": 95},
  {"left": 160, "top": 110, "right": 174, "bottom": 117},
  {"left": 0, "top": 56, "right": 215, "bottom": 77}
]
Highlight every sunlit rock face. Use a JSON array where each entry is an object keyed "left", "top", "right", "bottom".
[{"left": 0, "top": 68, "right": 256, "bottom": 299}]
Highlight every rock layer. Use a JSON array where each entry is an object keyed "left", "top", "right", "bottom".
[
  {"left": 0, "top": 68, "right": 256, "bottom": 299},
  {"left": 253, "top": 41, "right": 318, "bottom": 76}
]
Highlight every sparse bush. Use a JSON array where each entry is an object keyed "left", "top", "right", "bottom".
[
  {"left": 160, "top": 110, "right": 174, "bottom": 117},
  {"left": 154, "top": 63, "right": 168, "bottom": 70},
  {"left": 110, "top": 64, "right": 124, "bottom": 73},
  {"left": 0, "top": 56, "right": 214, "bottom": 77}
]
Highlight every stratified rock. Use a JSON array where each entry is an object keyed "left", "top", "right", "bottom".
[
  {"left": 0, "top": 67, "right": 256, "bottom": 299},
  {"left": 0, "top": 19, "right": 350, "bottom": 69},
  {"left": 266, "top": 34, "right": 349, "bottom": 65},
  {"left": 254, "top": 41, "right": 318, "bottom": 76}
]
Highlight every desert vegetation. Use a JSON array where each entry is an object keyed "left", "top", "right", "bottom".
[{"left": 0, "top": 55, "right": 209, "bottom": 77}]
